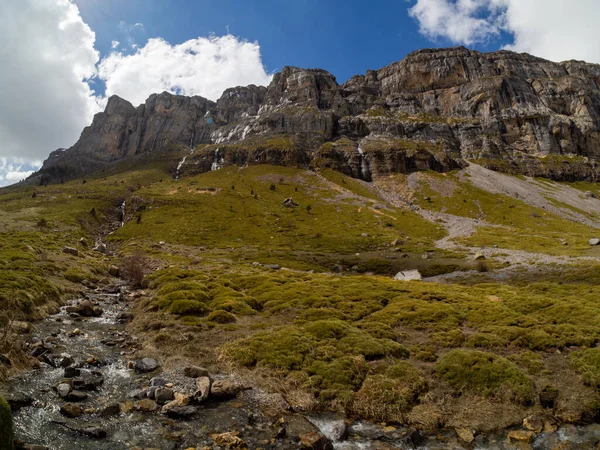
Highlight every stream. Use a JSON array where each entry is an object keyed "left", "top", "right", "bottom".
[{"left": 4, "top": 285, "right": 600, "bottom": 449}]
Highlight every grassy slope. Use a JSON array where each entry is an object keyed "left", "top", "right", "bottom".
[{"left": 3, "top": 162, "right": 600, "bottom": 431}]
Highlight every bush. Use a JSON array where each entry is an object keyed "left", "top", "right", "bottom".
[
  {"left": 120, "top": 251, "right": 149, "bottom": 288},
  {"left": 0, "top": 395, "right": 14, "bottom": 450},
  {"left": 207, "top": 309, "right": 236, "bottom": 324},
  {"left": 353, "top": 363, "right": 428, "bottom": 423},
  {"left": 436, "top": 349, "right": 535, "bottom": 405},
  {"left": 170, "top": 300, "right": 210, "bottom": 316}
]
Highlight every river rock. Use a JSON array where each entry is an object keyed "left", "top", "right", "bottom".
[
  {"left": 116, "top": 312, "right": 133, "bottom": 323},
  {"left": 56, "top": 383, "right": 71, "bottom": 398},
  {"left": 63, "top": 367, "right": 80, "bottom": 378},
  {"left": 195, "top": 376, "right": 212, "bottom": 401},
  {"left": 133, "top": 358, "right": 159, "bottom": 373},
  {"left": 455, "top": 427, "right": 474, "bottom": 443},
  {"left": 73, "top": 371, "right": 104, "bottom": 390},
  {"left": 155, "top": 387, "right": 174, "bottom": 405},
  {"left": 66, "top": 390, "right": 88, "bottom": 402},
  {"left": 326, "top": 421, "right": 348, "bottom": 442},
  {"left": 165, "top": 405, "right": 197, "bottom": 419},
  {"left": 523, "top": 414, "right": 544, "bottom": 433},
  {"left": 393, "top": 270, "right": 422, "bottom": 281},
  {"left": 62, "top": 247, "right": 79, "bottom": 256},
  {"left": 210, "top": 378, "right": 242, "bottom": 400},
  {"left": 128, "top": 389, "right": 147, "bottom": 400},
  {"left": 264, "top": 264, "right": 281, "bottom": 270},
  {"left": 60, "top": 403, "right": 83, "bottom": 418},
  {"left": 99, "top": 403, "right": 121, "bottom": 418},
  {"left": 299, "top": 432, "right": 334, "bottom": 450},
  {"left": 507, "top": 430, "right": 535, "bottom": 443},
  {"left": 183, "top": 365, "right": 210, "bottom": 378},
  {"left": 94, "top": 243, "right": 107, "bottom": 254},
  {"left": 76, "top": 300, "right": 96, "bottom": 317},
  {"left": 150, "top": 377, "right": 166, "bottom": 387},
  {"left": 211, "top": 432, "right": 246, "bottom": 448},
  {"left": 79, "top": 237, "right": 88, "bottom": 247},
  {"left": 133, "top": 398, "right": 158, "bottom": 412}
]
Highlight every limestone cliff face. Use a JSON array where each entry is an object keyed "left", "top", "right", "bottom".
[{"left": 34, "top": 46, "right": 600, "bottom": 184}]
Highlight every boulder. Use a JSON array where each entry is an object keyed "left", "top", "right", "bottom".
[
  {"left": 133, "top": 358, "right": 159, "bottom": 373},
  {"left": 108, "top": 265, "right": 120, "bottom": 277},
  {"left": 455, "top": 428, "right": 474, "bottom": 443},
  {"left": 60, "top": 403, "right": 83, "bottom": 418},
  {"left": 62, "top": 247, "right": 79, "bottom": 257},
  {"left": 99, "top": 403, "right": 121, "bottom": 418},
  {"left": 473, "top": 253, "right": 486, "bottom": 260},
  {"left": 183, "top": 366, "right": 210, "bottom": 378},
  {"left": 507, "top": 430, "right": 535, "bottom": 443},
  {"left": 195, "top": 376, "right": 212, "bottom": 401},
  {"left": 133, "top": 398, "right": 158, "bottom": 412},
  {"left": 393, "top": 270, "right": 422, "bottom": 281},
  {"left": 283, "top": 197, "right": 298, "bottom": 208},
  {"left": 210, "top": 379, "right": 242, "bottom": 400},
  {"left": 590, "top": 238, "right": 600, "bottom": 246},
  {"left": 56, "top": 383, "right": 71, "bottom": 398},
  {"left": 165, "top": 405, "right": 196, "bottom": 419},
  {"left": 155, "top": 387, "right": 174, "bottom": 405},
  {"left": 523, "top": 414, "right": 544, "bottom": 433},
  {"left": 263, "top": 264, "right": 281, "bottom": 270},
  {"left": 93, "top": 243, "right": 107, "bottom": 254},
  {"left": 300, "top": 432, "right": 334, "bottom": 450},
  {"left": 66, "top": 390, "right": 88, "bottom": 402},
  {"left": 76, "top": 300, "right": 96, "bottom": 317},
  {"left": 78, "top": 237, "right": 88, "bottom": 247},
  {"left": 211, "top": 432, "right": 246, "bottom": 448}
]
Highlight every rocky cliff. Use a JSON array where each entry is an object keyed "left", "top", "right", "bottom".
[{"left": 33, "top": 46, "right": 600, "bottom": 184}]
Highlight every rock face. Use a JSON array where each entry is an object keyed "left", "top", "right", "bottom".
[{"left": 32, "top": 47, "right": 600, "bottom": 184}]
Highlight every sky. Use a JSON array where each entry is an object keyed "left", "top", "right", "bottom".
[{"left": 2, "top": 0, "right": 600, "bottom": 186}]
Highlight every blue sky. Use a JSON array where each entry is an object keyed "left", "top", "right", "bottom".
[{"left": 76, "top": 0, "right": 507, "bottom": 93}]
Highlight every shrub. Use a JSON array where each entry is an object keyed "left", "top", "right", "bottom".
[
  {"left": 0, "top": 395, "right": 14, "bottom": 450},
  {"left": 170, "top": 300, "right": 210, "bottom": 316},
  {"left": 436, "top": 349, "right": 535, "bottom": 405},
  {"left": 207, "top": 309, "right": 236, "bottom": 324},
  {"left": 120, "top": 251, "right": 149, "bottom": 288},
  {"left": 353, "top": 363, "right": 428, "bottom": 423}
]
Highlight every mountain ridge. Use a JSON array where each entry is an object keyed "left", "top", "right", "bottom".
[{"left": 30, "top": 46, "right": 600, "bottom": 185}]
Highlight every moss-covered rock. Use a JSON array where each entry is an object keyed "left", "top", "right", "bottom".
[{"left": 0, "top": 395, "right": 14, "bottom": 450}]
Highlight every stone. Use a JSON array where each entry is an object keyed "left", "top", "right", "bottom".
[
  {"left": 63, "top": 367, "right": 80, "bottom": 378},
  {"left": 326, "top": 421, "right": 348, "bottom": 442},
  {"left": 133, "top": 358, "right": 159, "bottom": 373},
  {"left": 128, "top": 389, "right": 147, "bottom": 400},
  {"left": 99, "top": 403, "right": 121, "bottom": 418},
  {"left": 584, "top": 191, "right": 597, "bottom": 199},
  {"left": 94, "top": 243, "right": 107, "bottom": 254},
  {"left": 211, "top": 432, "right": 246, "bottom": 448},
  {"left": 66, "top": 390, "right": 88, "bottom": 402},
  {"left": 393, "top": 270, "right": 422, "bottom": 281},
  {"left": 150, "top": 377, "right": 166, "bottom": 387},
  {"left": 523, "top": 414, "right": 544, "bottom": 433},
  {"left": 56, "top": 383, "right": 71, "bottom": 398},
  {"left": 590, "top": 238, "right": 600, "bottom": 246},
  {"left": 282, "top": 197, "right": 298, "bottom": 208},
  {"left": 60, "top": 403, "right": 83, "bottom": 418},
  {"left": 473, "top": 253, "right": 486, "bottom": 260},
  {"left": 195, "top": 376, "right": 212, "bottom": 401},
  {"left": 165, "top": 405, "right": 197, "bottom": 419},
  {"left": 456, "top": 427, "right": 474, "bottom": 443},
  {"left": 116, "top": 312, "right": 133, "bottom": 323},
  {"left": 154, "top": 387, "right": 174, "bottom": 405},
  {"left": 108, "top": 265, "right": 120, "bottom": 277},
  {"left": 133, "top": 398, "right": 158, "bottom": 412},
  {"left": 507, "top": 430, "right": 535, "bottom": 443},
  {"left": 79, "top": 237, "right": 88, "bottom": 247},
  {"left": 62, "top": 247, "right": 79, "bottom": 256},
  {"left": 76, "top": 299, "right": 96, "bottom": 317},
  {"left": 68, "top": 328, "right": 81, "bottom": 337},
  {"left": 210, "top": 379, "right": 242, "bottom": 400},
  {"left": 263, "top": 264, "right": 281, "bottom": 270},
  {"left": 183, "top": 366, "right": 210, "bottom": 378},
  {"left": 73, "top": 372, "right": 104, "bottom": 390},
  {"left": 3, "top": 392, "right": 33, "bottom": 411},
  {"left": 299, "top": 432, "right": 334, "bottom": 450}
]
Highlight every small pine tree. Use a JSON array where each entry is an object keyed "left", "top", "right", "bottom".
[
  {"left": 90, "top": 207, "right": 96, "bottom": 217},
  {"left": 31, "top": 191, "right": 37, "bottom": 198},
  {"left": 137, "top": 215, "right": 142, "bottom": 224},
  {"left": 306, "top": 205, "right": 312, "bottom": 214},
  {"left": 254, "top": 194, "right": 258, "bottom": 200},
  {"left": 270, "top": 184, "right": 276, "bottom": 191}
]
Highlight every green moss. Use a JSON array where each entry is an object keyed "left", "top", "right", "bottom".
[
  {"left": 0, "top": 395, "right": 14, "bottom": 450},
  {"left": 170, "top": 300, "right": 210, "bottom": 316},
  {"left": 207, "top": 309, "right": 237, "bottom": 324},
  {"left": 436, "top": 349, "right": 535, "bottom": 405},
  {"left": 572, "top": 348, "right": 600, "bottom": 389}
]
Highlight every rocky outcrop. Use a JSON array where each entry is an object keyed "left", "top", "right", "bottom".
[{"left": 30, "top": 46, "right": 600, "bottom": 184}]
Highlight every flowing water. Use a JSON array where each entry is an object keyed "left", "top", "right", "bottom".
[{"left": 5, "top": 288, "right": 600, "bottom": 449}]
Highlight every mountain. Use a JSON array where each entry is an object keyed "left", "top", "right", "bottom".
[{"left": 32, "top": 46, "right": 600, "bottom": 185}]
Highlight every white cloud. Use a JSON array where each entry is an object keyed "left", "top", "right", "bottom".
[
  {"left": 409, "top": 0, "right": 600, "bottom": 63},
  {"left": 0, "top": 0, "right": 272, "bottom": 187},
  {"left": 0, "top": 0, "right": 101, "bottom": 164},
  {"left": 97, "top": 35, "right": 272, "bottom": 106}
]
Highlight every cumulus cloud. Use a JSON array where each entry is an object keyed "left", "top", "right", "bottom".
[
  {"left": 97, "top": 35, "right": 273, "bottom": 106},
  {"left": 0, "top": 0, "right": 101, "bottom": 166},
  {"left": 409, "top": 0, "right": 600, "bottom": 63},
  {"left": 0, "top": 0, "right": 272, "bottom": 187}
]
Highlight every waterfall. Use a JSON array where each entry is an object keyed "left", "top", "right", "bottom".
[
  {"left": 357, "top": 145, "right": 370, "bottom": 181},
  {"left": 211, "top": 148, "right": 223, "bottom": 171},
  {"left": 175, "top": 147, "right": 194, "bottom": 180},
  {"left": 120, "top": 201, "right": 125, "bottom": 227}
]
